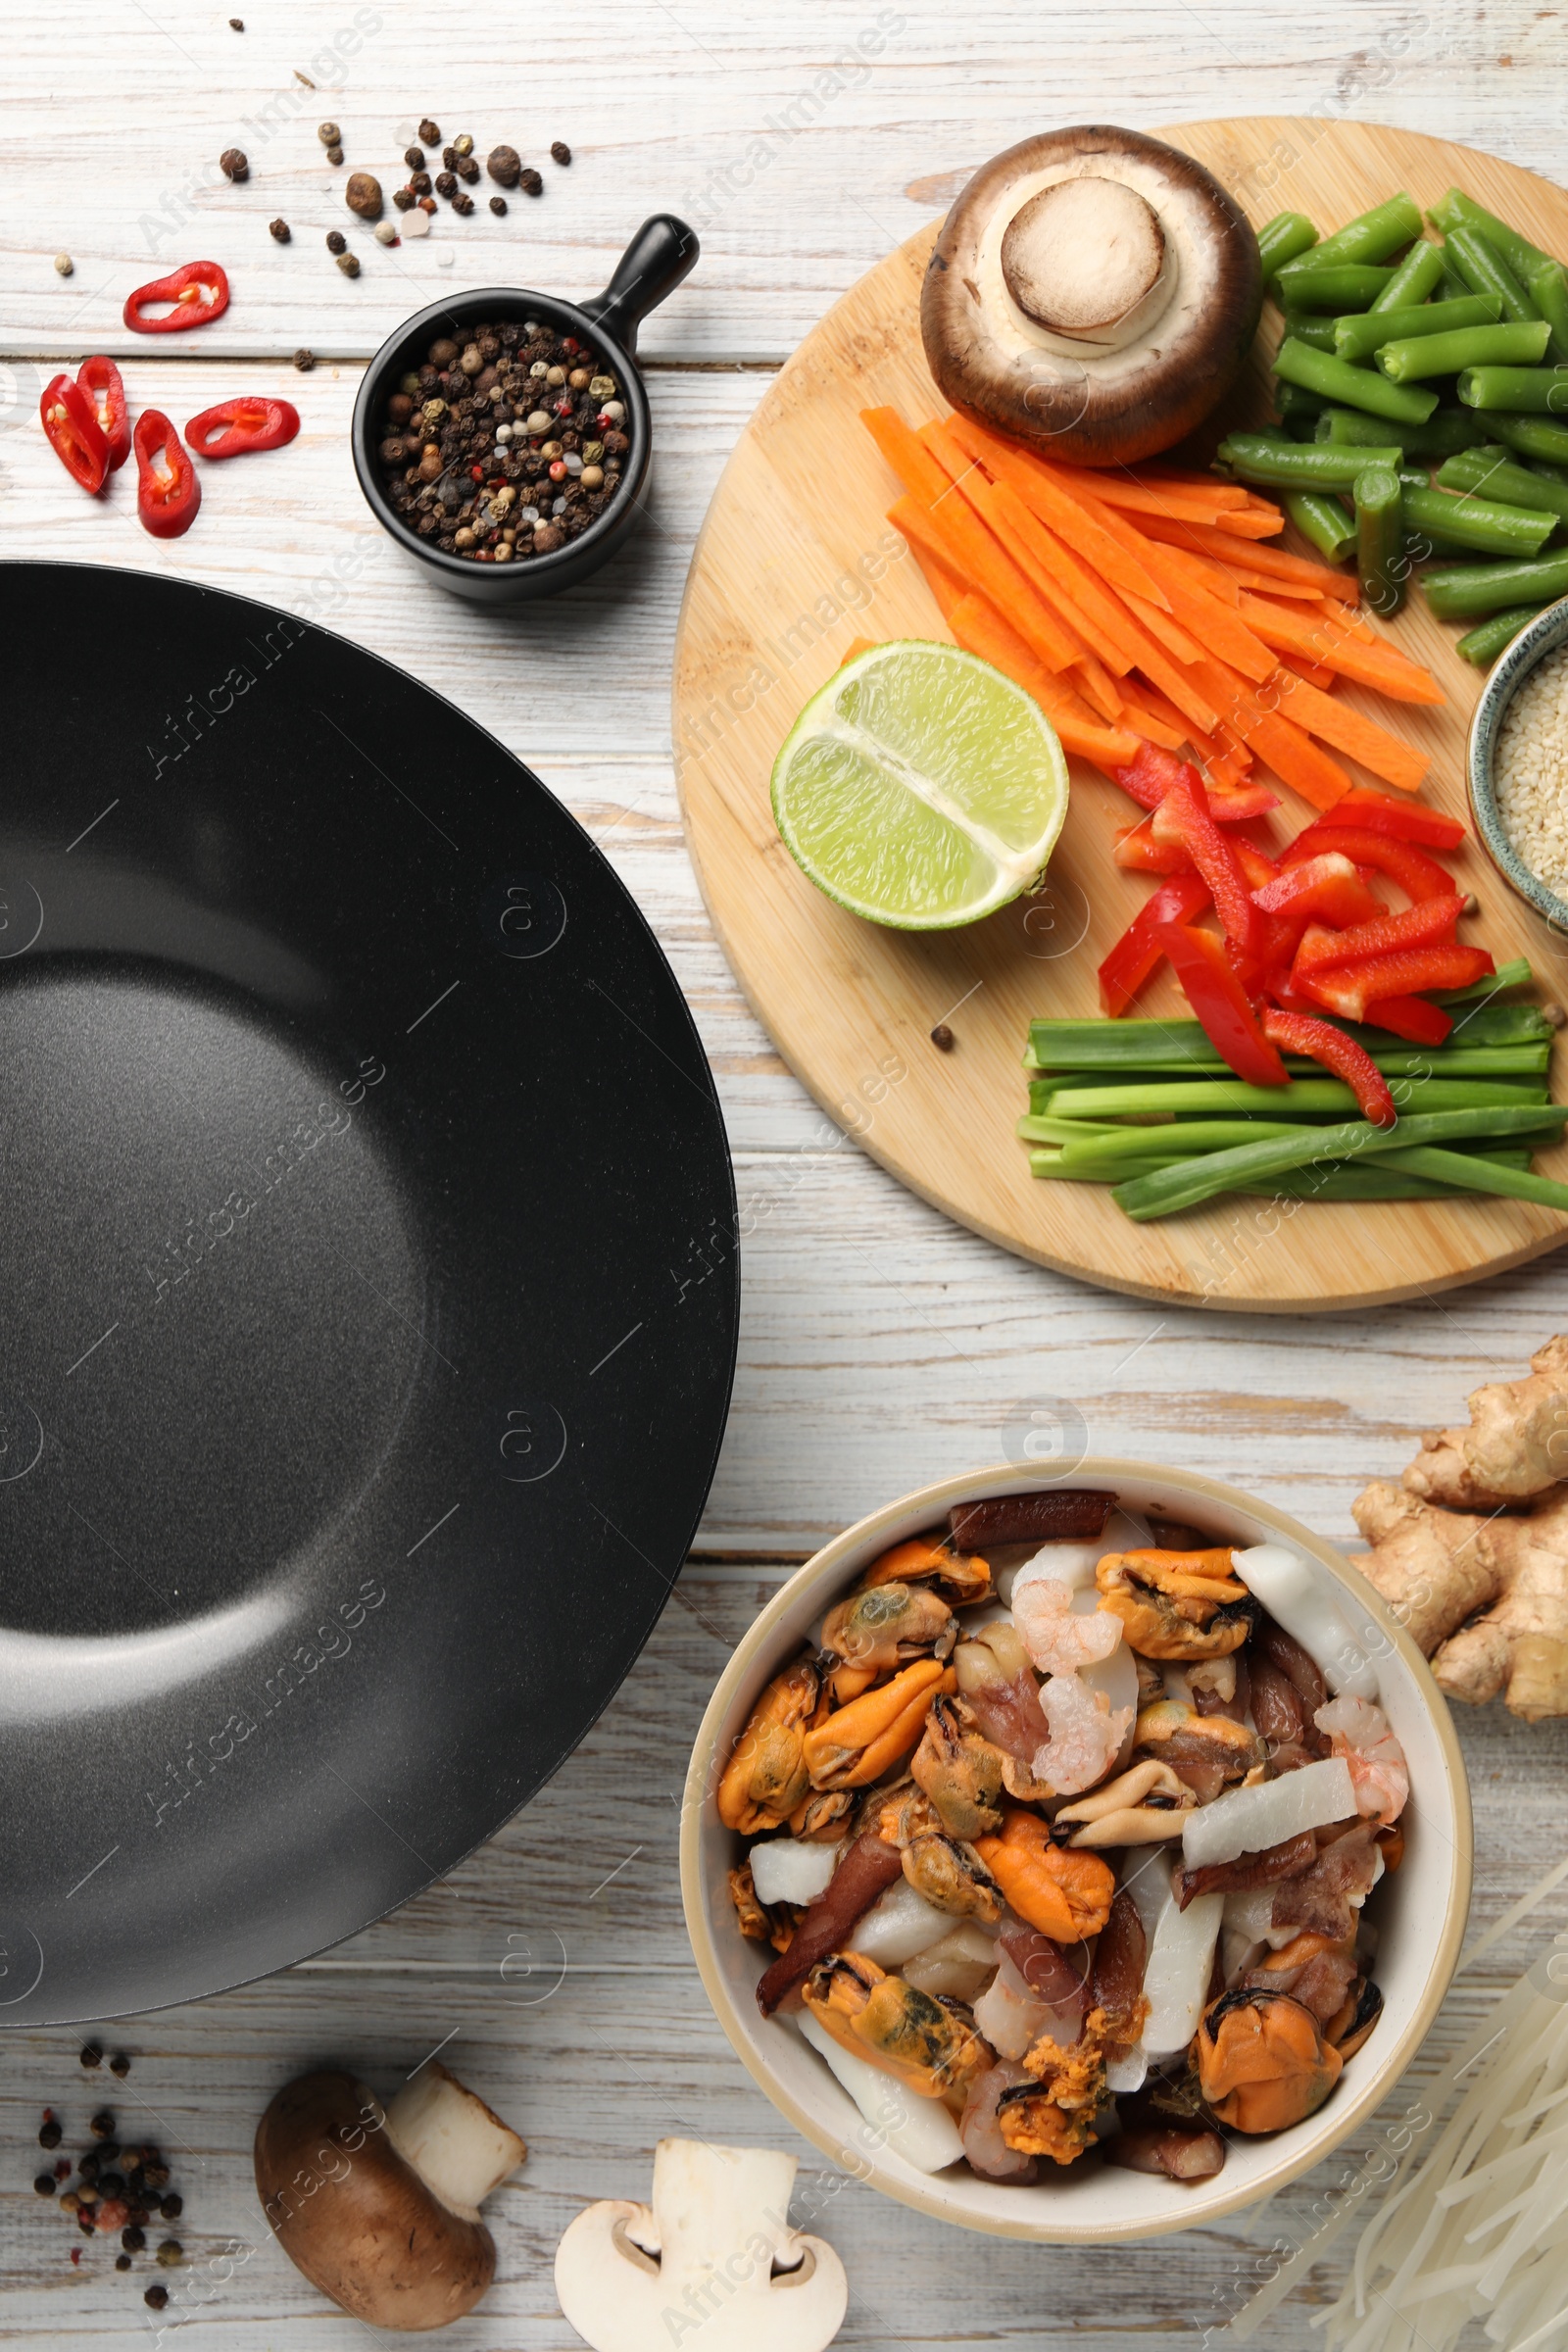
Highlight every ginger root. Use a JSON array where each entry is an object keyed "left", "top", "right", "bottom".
[{"left": 1349, "top": 1338, "right": 1568, "bottom": 1720}]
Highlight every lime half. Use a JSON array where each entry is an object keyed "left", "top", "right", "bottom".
[{"left": 769, "top": 641, "right": 1070, "bottom": 930}]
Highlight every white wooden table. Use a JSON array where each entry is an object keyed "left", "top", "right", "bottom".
[{"left": 8, "top": 5, "right": 1568, "bottom": 2342}]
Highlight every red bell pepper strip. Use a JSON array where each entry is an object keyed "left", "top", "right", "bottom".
[
  {"left": 184, "top": 396, "right": 300, "bottom": 459},
  {"left": 1098, "top": 875, "right": 1211, "bottom": 1015},
  {"left": 1360, "top": 993, "right": 1454, "bottom": 1046},
  {"left": 1151, "top": 769, "right": 1260, "bottom": 956},
  {"left": 1300, "top": 945, "right": 1493, "bottom": 1022},
  {"left": 1113, "top": 816, "right": 1193, "bottom": 874},
  {"left": 1308, "top": 788, "right": 1465, "bottom": 850},
  {"left": 1260, "top": 1008, "right": 1397, "bottom": 1128},
  {"left": 38, "top": 373, "right": 110, "bottom": 494},
  {"left": 1112, "top": 740, "right": 1278, "bottom": 823},
  {"left": 1253, "top": 853, "right": 1384, "bottom": 928},
  {"left": 1157, "top": 922, "right": 1291, "bottom": 1085},
  {"left": 1292, "top": 895, "right": 1466, "bottom": 978},
  {"left": 122, "top": 260, "right": 230, "bottom": 334},
  {"left": 1231, "top": 840, "right": 1280, "bottom": 891},
  {"left": 1281, "top": 827, "right": 1456, "bottom": 905},
  {"left": 75, "top": 356, "right": 130, "bottom": 470},
  {"left": 133, "top": 411, "right": 201, "bottom": 538}
]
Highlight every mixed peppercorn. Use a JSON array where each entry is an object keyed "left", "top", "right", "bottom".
[
  {"left": 31, "top": 2048, "right": 188, "bottom": 2311},
  {"left": 377, "top": 319, "right": 630, "bottom": 563}
]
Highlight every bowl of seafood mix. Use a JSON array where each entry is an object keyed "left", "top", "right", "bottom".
[{"left": 681, "top": 1463, "right": 1471, "bottom": 2241}]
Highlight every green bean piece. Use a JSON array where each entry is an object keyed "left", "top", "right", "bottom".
[
  {"left": 1111, "top": 1105, "right": 1568, "bottom": 1223},
  {"left": 1372, "top": 1146, "right": 1568, "bottom": 1211},
  {"left": 1401, "top": 482, "right": 1553, "bottom": 557},
  {"left": 1438, "top": 445, "right": 1568, "bottom": 524},
  {"left": 1314, "top": 407, "right": 1407, "bottom": 451},
  {"left": 1488, "top": 413, "right": 1568, "bottom": 466},
  {"left": 1455, "top": 604, "right": 1547, "bottom": 663},
  {"left": 1258, "top": 210, "right": 1320, "bottom": 285},
  {"left": 1379, "top": 319, "right": 1551, "bottom": 382},
  {"left": 1427, "top": 189, "right": 1556, "bottom": 286},
  {"left": 1403, "top": 528, "right": 1477, "bottom": 564},
  {"left": 1525, "top": 454, "right": 1568, "bottom": 487},
  {"left": 1292, "top": 191, "right": 1424, "bottom": 270},
  {"left": 1284, "top": 487, "right": 1356, "bottom": 564},
  {"left": 1274, "top": 262, "right": 1396, "bottom": 313},
  {"left": 1217, "top": 431, "right": 1405, "bottom": 491},
  {"left": 1332, "top": 295, "right": 1498, "bottom": 365},
  {"left": 1459, "top": 365, "right": 1568, "bottom": 414},
  {"left": 1527, "top": 262, "right": 1568, "bottom": 367},
  {"left": 1370, "top": 238, "right": 1449, "bottom": 312},
  {"left": 1282, "top": 314, "right": 1340, "bottom": 354},
  {"left": 1355, "top": 463, "right": 1405, "bottom": 615},
  {"left": 1276, "top": 385, "right": 1328, "bottom": 437},
  {"left": 1423, "top": 549, "right": 1568, "bottom": 616},
  {"left": 1272, "top": 339, "right": 1439, "bottom": 425},
  {"left": 1443, "top": 223, "right": 1543, "bottom": 327}
]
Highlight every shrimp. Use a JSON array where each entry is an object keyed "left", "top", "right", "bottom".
[
  {"left": 1012, "top": 1574, "right": 1123, "bottom": 1679},
  {"left": 1312, "top": 1695, "right": 1409, "bottom": 1826},
  {"left": 1032, "top": 1672, "right": 1133, "bottom": 1797}
]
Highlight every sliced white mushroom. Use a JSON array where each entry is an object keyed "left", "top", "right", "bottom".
[
  {"left": 554, "top": 2138, "right": 848, "bottom": 2352},
  {"left": 1231, "top": 1543, "right": 1381, "bottom": 1698},
  {"left": 1181, "top": 1755, "right": 1357, "bottom": 1872},
  {"left": 796, "top": 2013, "right": 965, "bottom": 2176}
]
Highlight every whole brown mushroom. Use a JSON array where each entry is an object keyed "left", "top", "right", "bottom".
[
  {"left": 921, "top": 124, "right": 1260, "bottom": 466},
  {"left": 254, "top": 2061, "right": 524, "bottom": 2330}
]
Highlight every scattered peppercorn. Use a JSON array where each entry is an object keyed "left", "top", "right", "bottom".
[
  {"left": 122, "top": 2225, "right": 146, "bottom": 2251},
  {"left": 489, "top": 196, "right": 508, "bottom": 216},
  {"left": 145, "top": 2286, "right": 169, "bottom": 2311},
  {"left": 116, "top": 2255, "right": 131, "bottom": 2273},
  {"left": 418, "top": 117, "right": 440, "bottom": 143},
  {"left": 54, "top": 252, "right": 74, "bottom": 276},
  {"left": 435, "top": 170, "right": 457, "bottom": 198},
  {"left": 269, "top": 217, "right": 291, "bottom": 241},
  {"left": 318, "top": 122, "right": 340, "bottom": 146},
  {"left": 325, "top": 228, "right": 347, "bottom": 253},
  {"left": 229, "top": 14, "right": 243, "bottom": 24},
  {"left": 346, "top": 171, "right": 383, "bottom": 220},
  {"left": 39, "top": 2117, "right": 62, "bottom": 2149},
  {"left": 452, "top": 191, "right": 475, "bottom": 216},
  {"left": 294, "top": 347, "right": 316, "bottom": 370},
  {"left": 487, "top": 144, "right": 520, "bottom": 187},
  {"left": 1544, "top": 1002, "right": 1567, "bottom": 1029},
  {"left": 519, "top": 168, "right": 543, "bottom": 196},
  {"left": 34, "top": 2174, "right": 55, "bottom": 2196},
  {"left": 374, "top": 219, "right": 397, "bottom": 244},
  {"left": 80, "top": 2044, "right": 103, "bottom": 2071},
  {"left": 336, "top": 251, "right": 362, "bottom": 277},
  {"left": 326, "top": 144, "right": 344, "bottom": 165},
  {"left": 931, "top": 1024, "right": 955, "bottom": 1051},
  {"left": 89, "top": 2112, "right": 115, "bottom": 2140},
  {"left": 404, "top": 145, "right": 424, "bottom": 170},
  {"left": 220, "top": 147, "right": 249, "bottom": 181},
  {"left": 551, "top": 141, "right": 571, "bottom": 165},
  {"left": 156, "top": 2238, "right": 183, "bottom": 2267},
  {"left": 160, "top": 2194, "right": 182, "bottom": 2221}
]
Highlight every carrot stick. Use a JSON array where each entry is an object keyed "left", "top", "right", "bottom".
[
  {"left": 942, "top": 415, "right": 1172, "bottom": 609},
  {"left": 1126, "top": 512, "right": 1361, "bottom": 600},
  {"left": 859, "top": 405, "right": 952, "bottom": 506},
  {"left": 906, "top": 536, "right": 968, "bottom": 625},
  {"left": 1215, "top": 568, "right": 1327, "bottom": 602},
  {"left": 1114, "top": 675, "right": 1249, "bottom": 777},
  {"left": 885, "top": 493, "right": 1083, "bottom": 677},
  {"left": 1190, "top": 661, "right": 1353, "bottom": 808},
  {"left": 1076, "top": 478, "right": 1255, "bottom": 524},
  {"left": 1120, "top": 590, "right": 1205, "bottom": 668},
  {"left": 1042, "top": 479, "right": 1281, "bottom": 683},
  {"left": 1108, "top": 677, "right": 1186, "bottom": 749},
  {"left": 948, "top": 593, "right": 1141, "bottom": 766},
  {"left": 1278, "top": 650, "right": 1338, "bottom": 691},
  {"left": 1263, "top": 665, "right": 1431, "bottom": 792},
  {"left": 1232, "top": 593, "right": 1446, "bottom": 706},
  {"left": 1204, "top": 509, "right": 1296, "bottom": 539},
  {"left": 840, "top": 637, "right": 879, "bottom": 664}
]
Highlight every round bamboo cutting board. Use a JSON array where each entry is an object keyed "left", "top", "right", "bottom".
[{"left": 672, "top": 118, "right": 1568, "bottom": 1312}]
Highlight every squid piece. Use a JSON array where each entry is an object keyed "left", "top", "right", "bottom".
[
  {"left": 1177, "top": 1830, "right": 1318, "bottom": 1910},
  {"left": 755, "top": 1831, "right": 905, "bottom": 2015},
  {"left": 1097, "top": 1550, "right": 1258, "bottom": 1661},
  {"left": 716, "top": 1657, "right": 822, "bottom": 1834},
  {"left": 972, "top": 1810, "right": 1115, "bottom": 1943},
  {"left": 910, "top": 1694, "right": 1006, "bottom": 1841},
  {"left": 1196, "top": 1985, "right": 1344, "bottom": 2133},
  {"left": 803, "top": 1658, "right": 955, "bottom": 1790},
  {"left": 974, "top": 1948, "right": 1080, "bottom": 2061},
  {"left": 1232, "top": 1544, "right": 1380, "bottom": 1699},
  {"left": 1143, "top": 1885, "right": 1225, "bottom": 2060},
  {"left": 802, "top": 1951, "right": 992, "bottom": 2101}
]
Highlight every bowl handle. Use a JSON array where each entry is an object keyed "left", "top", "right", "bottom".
[{"left": 580, "top": 215, "right": 700, "bottom": 356}]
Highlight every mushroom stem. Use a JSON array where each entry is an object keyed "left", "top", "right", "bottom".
[{"left": 383, "top": 2062, "right": 525, "bottom": 2217}]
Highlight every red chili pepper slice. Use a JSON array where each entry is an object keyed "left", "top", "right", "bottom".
[
  {"left": 1150, "top": 768, "right": 1261, "bottom": 957},
  {"left": 1300, "top": 945, "right": 1493, "bottom": 1023},
  {"left": 122, "top": 260, "right": 230, "bottom": 334},
  {"left": 1156, "top": 922, "right": 1291, "bottom": 1087},
  {"left": 1292, "top": 895, "right": 1466, "bottom": 980},
  {"left": 38, "top": 373, "right": 110, "bottom": 494},
  {"left": 1098, "top": 875, "right": 1211, "bottom": 1016},
  {"left": 133, "top": 411, "right": 201, "bottom": 538},
  {"left": 1261, "top": 1008, "right": 1397, "bottom": 1128},
  {"left": 1359, "top": 994, "right": 1454, "bottom": 1047},
  {"left": 1282, "top": 826, "right": 1455, "bottom": 905},
  {"left": 183, "top": 395, "right": 300, "bottom": 459},
  {"left": 75, "top": 356, "right": 130, "bottom": 470}
]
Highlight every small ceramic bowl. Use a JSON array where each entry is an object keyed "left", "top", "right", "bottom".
[
  {"left": 681, "top": 1460, "right": 1472, "bottom": 2243},
  {"left": 350, "top": 214, "right": 698, "bottom": 605},
  {"left": 1467, "top": 597, "right": 1568, "bottom": 930}
]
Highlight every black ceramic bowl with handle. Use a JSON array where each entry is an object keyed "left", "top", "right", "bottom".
[{"left": 351, "top": 213, "right": 698, "bottom": 604}]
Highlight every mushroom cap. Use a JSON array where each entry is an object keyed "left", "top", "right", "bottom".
[
  {"left": 254, "top": 2069, "right": 497, "bottom": 2332},
  {"left": 921, "top": 124, "right": 1261, "bottom": 466}
]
